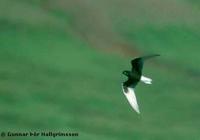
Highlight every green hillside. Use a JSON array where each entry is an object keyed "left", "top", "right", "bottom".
[{"left": 0, "top": 0, "right": 200, "bottom": 140}]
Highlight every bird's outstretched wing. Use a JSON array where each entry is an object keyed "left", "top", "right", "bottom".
[
  {"left": 131, "top": 54, "right": 160, "bottom": 74},
  {"left": 131, "top": 57, "right": 143, "bottom": 75},
  {"left": 122, "top": 85, "right": 140, "bottom": 114}
]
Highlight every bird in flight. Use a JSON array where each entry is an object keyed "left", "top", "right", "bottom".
[{"left": 122, "top": 54, "right": 160, "bottom": 114}]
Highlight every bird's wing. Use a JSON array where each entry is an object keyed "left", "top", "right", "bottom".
[
  {"left": 131, "top": 54, "right": 160, "bottom": 74},
  {"left": 122, "top": 85, "right": 140, "bottom": 114},
  {"left": 131, "top": 58, "right": 143, "bottom": 74}
]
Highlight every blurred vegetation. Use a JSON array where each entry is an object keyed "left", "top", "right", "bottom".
[{"left": 0, "top": 0, "right": 200, "bottom": 140}]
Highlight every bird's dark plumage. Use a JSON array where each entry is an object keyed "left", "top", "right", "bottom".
[
  {"left": 122, "top": 54, "right": 160, "bottom": 113},
  {"left": 123, "top": 54, "right": 160, "bottom": 88}
]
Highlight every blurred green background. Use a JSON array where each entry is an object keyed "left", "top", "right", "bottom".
[{"left": 0, "top": 0, "right": 200, "bottom": 140}]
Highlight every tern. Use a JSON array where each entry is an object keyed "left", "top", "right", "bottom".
[{"left": 122, "top": 54, "right": 160, "bottom": 114}]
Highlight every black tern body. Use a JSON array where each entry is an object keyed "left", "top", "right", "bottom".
[{"left": 122, "top": 54, "right": 160, "bottom": 114}]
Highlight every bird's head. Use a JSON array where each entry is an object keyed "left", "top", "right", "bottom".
[{"left": 122, "top": 70, "right": 130, "bottom": 77}]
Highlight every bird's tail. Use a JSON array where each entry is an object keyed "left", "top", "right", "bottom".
[{"left": 140, "top": 76, "right": 152, "bottom": 84}]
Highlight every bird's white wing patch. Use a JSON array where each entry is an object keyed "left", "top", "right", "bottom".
[
  {"left": 141, "top": 76, "right": 152, "bottom": 84},
  {"left": 122, "top": 85, "right": 140, "bottom": 114}
]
